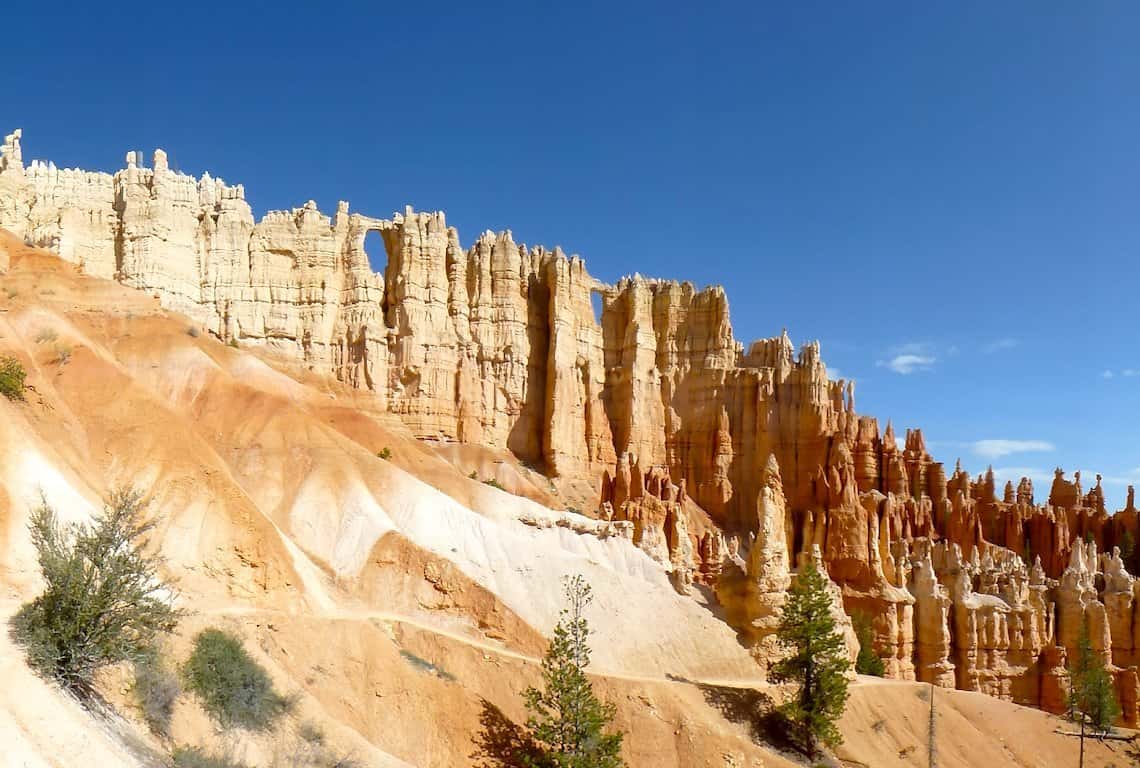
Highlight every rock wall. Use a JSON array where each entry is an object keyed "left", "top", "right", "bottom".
[
  {"left": 0, "top": 128, "right": 854, "bottom": 503},
  {"left": 6, "top": 127, "right": 1140, "bottom": 722}
]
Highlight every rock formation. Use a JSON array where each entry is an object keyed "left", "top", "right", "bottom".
[{"left": 6, "top": 127, "right": 1140, "bottom": 723}]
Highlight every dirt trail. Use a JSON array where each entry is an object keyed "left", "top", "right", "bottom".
[{"left": 205, "top": 601, "right": 769, "bottom": 691}]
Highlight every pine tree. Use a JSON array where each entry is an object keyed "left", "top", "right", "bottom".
[
  {"left": 769, "top": 559, "right": 851, "bottom": 754},
  {"left": 1121, "top": 530, "right": 1136, "bottom": 576},
  {"left": 853, "top": 612, "right": 885, "bottom": 677},
  {"left": 1067, "top": 617, "right": 1120, "bottom": 768},
  {"left": 523, "top": 575, "right": 625, "bottom": 768}
]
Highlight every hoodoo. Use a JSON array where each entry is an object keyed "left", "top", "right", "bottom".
[{"left": 4, "top": 126, "right": 1140, "bottom": 739}]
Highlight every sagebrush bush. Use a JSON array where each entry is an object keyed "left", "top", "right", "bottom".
[
  {"left": 298, "top": 721, "right": 325, "bottom": 745},
  {"left": 132, "top": 652, "right": 181, "bottom": 737},
  {"left": 182, "top": 628, "right": 291, "bottom": 730},
  {"left": 172, "top": 746, "right": 250, "bottom": 768},
  {"left": 10, "top": 489, "right": 179, "bottom": 694},
  {"left": 0, "top": 355, "right": 26, "bottom": 400},
  {"left": 377, "top": 447, "right": 392, "bottom": 460}
]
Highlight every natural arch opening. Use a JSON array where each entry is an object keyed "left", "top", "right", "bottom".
[
  {"left": 590, "top": 290, "right": 604, "bottom": 327},
  {"left": 363, "top": 229, "right": 387, "bottom": 277}
]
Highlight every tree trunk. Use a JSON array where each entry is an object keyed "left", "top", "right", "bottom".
[{"left": 1079, "top": 715, "right": 1085, "bottom": 768}]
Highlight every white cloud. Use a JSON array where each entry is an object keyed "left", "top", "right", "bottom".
[
  {"left": 878, "top": 354, "right": 936, "bottom": 374},
  {"left": 880, "top": 355, "right": 934, "bottom": 376},
  {"left": 1102, "top": 370, "right": 1115, "bottom": 379},
  {"left": 876, "top": 342, "right": 939, "bottom": 374},
  {"left": 990, "top": 466, "right": 1054, "bottom": 485},
  {"left": 828, "top": 367, "right": 843, "bottom": 381},
  {"left": 895, "top": 437, "right": 906, "bottom": 451},
  {"left": 983, "top": 337, "right": 1019, "bottom": 354},
  {"left": 1124, "top": 369, "right": 1138, "bottom": 377},
  {"left": 972, "top": 439, "right": 1055, "bottom": 459}
]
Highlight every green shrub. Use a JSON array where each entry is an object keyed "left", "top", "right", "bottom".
[
  {"left": 853, "top": 612, "right": 885, "bottom": 677},
  {"left": 11, "top": 489, "right": 179, "bottom": 695},
  {"left": 298, "top": 721, "right": 325, "bottom": 745},
  {"left": 482, "top": 478, "right": 504, "bottom": 491},
  {"left": 132, "top": 652, "right": 181, "bottom": 737},
  {"left": 186, "top": 326, "right": 200, "bottom": 338},
  {"left": 182, "top": 628, "right": 291, "bottom": 730},
  {"left": 227, "top": 338, "right": 239, "bottom": 349},
  {"left": 377, "top": 447, "right": 392, "bottom": 460},
  {"left": 0, "top": 356, "right": 26, "bottom": 400},
  {"left": 34, "top": 327, "right": 57, "bottom": 344},
  {"left": 172, "top": 746, "right": 250, "bottom": 768},
  {"left": 468, "top": 470, "right": 478, "bottom": 480}
]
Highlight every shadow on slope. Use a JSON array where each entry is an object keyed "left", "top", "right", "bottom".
[
  {"left": 470, "top": 698, "right": 539, "bottom": 768},
  {"left": 698, "top": 683, "right": 801, "bottom": 755}
]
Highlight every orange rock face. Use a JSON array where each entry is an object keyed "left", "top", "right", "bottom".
[{"left": 8, "top": 127, "right": 1140, "bottom": 724}]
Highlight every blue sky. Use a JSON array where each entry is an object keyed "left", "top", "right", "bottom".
[{"left": 5, "top": 1, "right": 1138, "bottom": 505}]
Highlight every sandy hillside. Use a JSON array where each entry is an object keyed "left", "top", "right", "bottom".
[{"left": 0, "top": 229, "right": 1131, "bottom": 767}]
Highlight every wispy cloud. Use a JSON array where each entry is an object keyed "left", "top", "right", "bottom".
[
  {"left": 1125, "top": 369, "right": 1139, "bottom": 377},
  {"left": 878, "top": 354, "right": 936, "bottom": 374},
  {"left": 983, "top": 337, "right": 1019, "bottom": 354},
  {"left": 1101, "top": 368, "right": 1137, "bottom": 379},
  {"left": 1103, "top": 370, "right": 1115, "bottom": 379},
  {"left": 876, "top": 342, "right": 937, "bottom": 375},
  {"left": 827, "top": 367, "right": 844, "bottom": 381},
  {"left": 991, "top": 466, "right": 1054, "bottom": 485},
  {"left": 972, "top": 439, "right": 1055, "bottom": 459}
]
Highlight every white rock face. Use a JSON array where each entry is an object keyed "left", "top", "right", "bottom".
[
  {"left": 0, "top": 128, "right": 849, "bottom": 521},
  {"left": 0, "top": 128, "right": 621, "bottom": 477}
]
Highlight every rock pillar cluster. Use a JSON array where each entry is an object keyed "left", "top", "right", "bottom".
[{"left": 7, "top": 128, "right": 1140, "bottom": 722}]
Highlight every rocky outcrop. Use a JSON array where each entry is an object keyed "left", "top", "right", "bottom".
[
  {"left": 715, "top": 456, "right": 858, "bottom": 677},
  {"left": 7, "top": 128, "right": 1140, "bottom": 723},
  {"left": 714, "top": 455, "right": 794, "bottom": 674},
  {"left": 0, "top": 131, "right": 858, "bottom": 518}
]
